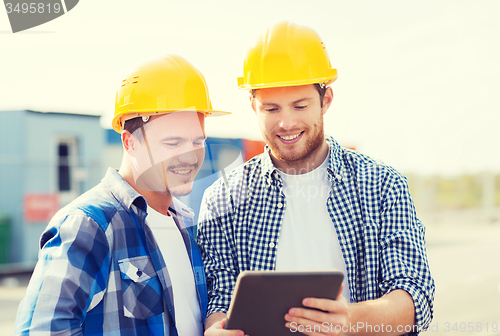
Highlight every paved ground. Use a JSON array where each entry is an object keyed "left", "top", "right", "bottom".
[
  {"left": 421, "top": 220, "right": 500, "bottom": 336},
  {"left": 1, "top": 213, "right": 499, "bottom": 335},
  {"left": 0, "top": 284, "right": 28, "bottom": 335}
]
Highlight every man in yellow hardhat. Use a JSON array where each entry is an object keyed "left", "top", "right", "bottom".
[
  {"left": 15, "top": 55, "right": 240, "bottom": 336},
  {"left": 199, "top": 22, "right": 435, "bottom": 335}
]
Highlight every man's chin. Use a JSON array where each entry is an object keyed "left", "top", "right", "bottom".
[
  {"left": 165, "top": 183, "right": 194, "bottom": 197},
  {"left": 271, "top": 147, "right": 306, "bottom": 163},
  {"left": 167, "top": 190, "right": 191, "bottom": 197}
]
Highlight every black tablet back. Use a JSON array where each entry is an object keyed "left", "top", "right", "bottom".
[{"left": 225, "top": 271, "right": 344, "bottom": 335}]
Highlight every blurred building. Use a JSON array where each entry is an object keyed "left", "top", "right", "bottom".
[{"left": 0, "top": 110, "right": 104, "bottom": 265}]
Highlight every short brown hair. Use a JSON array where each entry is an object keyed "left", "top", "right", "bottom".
[{"left": 123, "top": 117, "right": 146, "bottom": 135}]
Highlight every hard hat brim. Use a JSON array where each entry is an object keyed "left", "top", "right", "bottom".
[{"left": 237, "top": 74, "right": 337, "bottom": 90}]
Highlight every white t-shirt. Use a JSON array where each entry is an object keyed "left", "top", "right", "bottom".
[
  {"left": 275, "top": 155, "right": 350, "bottom": 301},
  {"left": 146, "top": 206, "right": 203, "bottom": 336}
]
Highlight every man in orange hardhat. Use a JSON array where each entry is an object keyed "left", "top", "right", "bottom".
[
  {"left": 199, "top": 22, "right": 435, "bottom": 336},
  {"left": 15, "top": 55, "right": 242, "bottom": 336}
]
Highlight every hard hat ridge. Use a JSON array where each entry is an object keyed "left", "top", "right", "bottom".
[
  {"left": 238, "top": 21, "right": 337, "bottom": 90},
  {"left": 112, "top": 54, "right": 230, "bottom": 133}
]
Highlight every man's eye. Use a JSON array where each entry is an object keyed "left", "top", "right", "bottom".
[
  {"left": 164, "top": 142, "right": 180, "bottom": 147},
  {"left": 264, "top": 107, "right": 279, "bottom": 112},
  {"left": 295, "top": 105, "right": 308, "bottom": 110}
]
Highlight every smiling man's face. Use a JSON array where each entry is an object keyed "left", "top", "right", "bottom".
[
  {"left": 128, "top": 111, "right": 206, "bottom": 196},
  {"left": 251, "top": 84, "right": 332, "bottom": 173}
]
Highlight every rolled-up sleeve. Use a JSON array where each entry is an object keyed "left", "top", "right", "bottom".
[{"left": 378, "top": 174, "right": 435, "bottom": 333}]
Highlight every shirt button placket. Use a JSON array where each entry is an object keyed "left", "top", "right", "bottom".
[{"left": 272, "top": 199, "right": 283, "bottom": 249}]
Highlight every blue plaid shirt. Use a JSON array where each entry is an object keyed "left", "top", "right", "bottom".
[
  {"left": 15, "top": 168, "right": 208, "bottom": 336},
  {"left": 197, "top": 136, "right": 434, "bottom": 334}
]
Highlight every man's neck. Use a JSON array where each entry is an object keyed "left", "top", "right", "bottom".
[
  {"left": 143, "top": 191, "right": 172, "bottom": 216},
  {"left": 270, "top": 141, "right": 329, "bottom": 175},
  {"left": 118, "top": 167, "right": 172, "bottom": 216}
]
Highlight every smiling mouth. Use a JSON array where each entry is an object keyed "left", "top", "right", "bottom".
[
  {"left": 172, "top": 170, "right": 191, "bottom": 175},
  {"left": 278, "top": 132, "right": 303, "bottom": 140},
  {"left": 168, "top": 164, "right": 198, "bottom": 176}
]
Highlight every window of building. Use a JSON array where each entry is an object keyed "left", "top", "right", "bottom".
[
  {"left": 58, "top": 143, "right": 71, "bottom": 191},
  {"left": 56, "top": 137, "right": 79, "bottom": 204}
]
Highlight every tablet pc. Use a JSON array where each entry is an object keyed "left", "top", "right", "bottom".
[{"left": 224, "top": 270, "right": 344, "bottom": 335}]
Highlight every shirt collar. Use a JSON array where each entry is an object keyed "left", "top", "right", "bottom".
[
  {"left": 261, "top": 136, "right": 345, "bottom": 186},
  {"left": 102, "top": 168, "right": 195, "bottom": 223},
  {"left": 325, "top": 136, "right": 345, "bottom": 184},
  {"left": 169, "top": 197, "right": 194, "bottom": 219},
  {"left": 102, "top": 168, "right": 147, "bottom": 212},
  {"left": 261, "top": 146, "right": 278, "bottom": 182}
]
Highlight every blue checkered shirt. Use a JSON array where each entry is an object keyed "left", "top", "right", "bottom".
[
  {"left": 15, "top": 168, "right": 208, "bottom": 336},
  {"left": 197, "top": 136, "right": 434, "bottom": 334}
]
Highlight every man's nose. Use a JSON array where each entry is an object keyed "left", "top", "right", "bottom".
[
  {"left": 278, "top": 109, "right": 298, "bottom": 130},
  {"left": 177, "top": 148, "right": 199, "bottom": 165}
]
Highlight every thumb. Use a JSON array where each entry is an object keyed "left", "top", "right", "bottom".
[{"left": 337, "top": 283, "right": 344, "bottom": 300}]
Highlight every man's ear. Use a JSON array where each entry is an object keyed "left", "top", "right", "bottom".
[
  {"left": 322, "top": 86, "right": 334, "bottom": 114},
  {"left": 122, "top": 130, "right": 135, "bottom": 154},
  {"left": 250, "top": 94, "right": 257, "bottom": 113}
]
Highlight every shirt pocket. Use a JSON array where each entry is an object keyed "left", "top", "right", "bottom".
[{"left": 118, "top": 256, "right": 164, "bottom": 319}]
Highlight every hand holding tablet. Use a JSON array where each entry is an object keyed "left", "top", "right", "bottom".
[{"left": 225, "top": 271, "right": 344, "bottom": 335}]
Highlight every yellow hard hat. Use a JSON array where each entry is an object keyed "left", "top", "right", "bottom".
[
  {"left": 112, "top": 54, "right": 230, "bottom": 133},
  {"left": 237, "top": 21, "right": 337, "bottom": 90}
]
